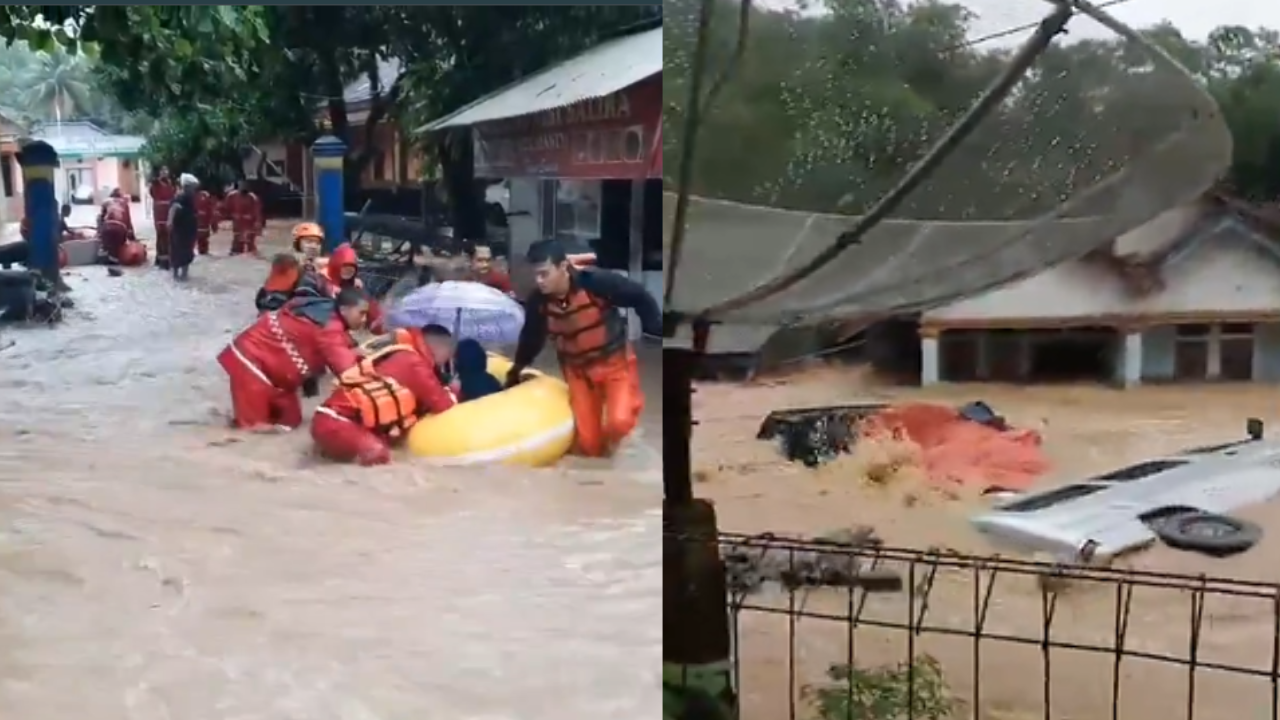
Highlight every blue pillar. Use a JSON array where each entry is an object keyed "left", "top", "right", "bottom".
[
  {"left": 312, "top": 135, "right": 346, "bottom": 254},
  {"left": 18, "top": 140, "right": 58, "bottom": 278}
]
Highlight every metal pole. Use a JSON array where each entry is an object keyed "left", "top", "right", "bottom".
[{"left": 663, "top": 316, "right": 739, "bottom": 720}]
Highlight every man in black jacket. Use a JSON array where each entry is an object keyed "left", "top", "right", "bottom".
[{"left": 167, "top": 173, "right": 200, "bottom": 281}]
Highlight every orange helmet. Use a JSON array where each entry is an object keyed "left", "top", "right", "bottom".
[{"left": 292, "top": 222, "right": 324, "bottom": 251}]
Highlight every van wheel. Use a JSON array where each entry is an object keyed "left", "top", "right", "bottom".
[{"left": 1152, "top": 511, "right": 1262, "bottom": 557}]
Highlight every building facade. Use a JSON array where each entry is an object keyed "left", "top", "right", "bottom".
[
  {"left": 30, "top": 121, "right": 145, "bottom": 204},
  {"left": 919, "top": 199, "right": 1280, "bottom": 386},
  {"left": 421, "top": 26, "right": 664, "bottom": 339}
]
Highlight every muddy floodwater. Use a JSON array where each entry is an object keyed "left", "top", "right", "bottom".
[
  {"left": 0, "top": 247, "right": 661, "bottom": 719},
  {"left": 695, "top": 365, "right": 1280, "bottom": 720}
]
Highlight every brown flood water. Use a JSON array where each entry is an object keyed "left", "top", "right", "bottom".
[
  {"left": 694, "top": 365, "right": 1280, "bottom": 720},
  {"left": 0, "top": 227, "right": 661, "bottom": 719}
]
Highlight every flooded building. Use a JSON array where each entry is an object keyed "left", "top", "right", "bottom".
[
  {"left": 419, "top": 24, "right": 663, "bottom": 340},
  {"left": 920, "top": 195, "right": 1280, "bottom": 387}
]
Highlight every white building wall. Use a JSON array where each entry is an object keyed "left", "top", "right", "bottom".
[{"left": 925, "top": 225, "right": 1280, "bottom": 324}]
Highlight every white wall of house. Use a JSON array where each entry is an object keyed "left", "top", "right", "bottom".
[{"left": 924, "top": 216, "right": 1280, "bottom": 325}]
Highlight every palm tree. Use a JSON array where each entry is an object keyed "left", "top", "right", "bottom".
[{"left": 18, "top": 49, "right": 93, "bottom": 123}]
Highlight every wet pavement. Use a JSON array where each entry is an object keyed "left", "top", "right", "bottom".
[{"left": 0, "top": 244, "right": 661, "bottom": 719}]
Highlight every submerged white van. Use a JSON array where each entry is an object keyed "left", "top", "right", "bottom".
[{"left": 970, "top": 420, "right": 1275, "bottom": 558}]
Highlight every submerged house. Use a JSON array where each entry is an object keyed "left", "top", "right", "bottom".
[{"left": 918, "top": 194, "right": 1280, "bottom": 386}]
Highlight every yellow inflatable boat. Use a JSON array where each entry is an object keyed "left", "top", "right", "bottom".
[{"left": 405, "top": 354, "right": 575, "bottom": 466}]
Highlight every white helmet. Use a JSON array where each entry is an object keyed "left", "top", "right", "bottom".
[{"left": 179, "top": 173, "right": 199, "bottom": 187}]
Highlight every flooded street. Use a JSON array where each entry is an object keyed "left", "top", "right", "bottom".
[
  {"left": 694, "top": 366, "right": 1280, "bottom": 720},
  {"left": 0, "top": 239, "right": 661, "bottom": 719}
]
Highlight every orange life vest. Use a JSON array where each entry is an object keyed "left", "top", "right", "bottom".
[
  {"left": 340, "top": 335, "right": 420, "bottom": 437},
  {"left": 542, "top": 284, "right": 627, "bottom": 366}
]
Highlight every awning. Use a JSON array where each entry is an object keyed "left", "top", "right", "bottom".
[{"left": 420, "top": 26, "right": 662, "bottom": 132}]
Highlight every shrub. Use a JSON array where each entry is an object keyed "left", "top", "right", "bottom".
[{"left": 804, "top": 655, "right": 956, "bottom": 720}]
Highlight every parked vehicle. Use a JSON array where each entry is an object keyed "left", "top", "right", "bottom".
[{"left": 971, "top": 419, "right": 1272, "bottom": 558}]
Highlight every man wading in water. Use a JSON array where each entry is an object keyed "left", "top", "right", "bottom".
[{"left": 168, "top": 174, "right": 200, "bottom": 281}]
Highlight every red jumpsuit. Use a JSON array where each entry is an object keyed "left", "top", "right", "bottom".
[
  {"left": 195, "top": 190, "right": 218, "bottom": 255},
  {"left": 311, "top": 337, "right": 456, "bottom": 465},
  {"left": 475, "top": 269, "right": 515, "bottom": 296},
  {"left": 225, "top": 189, "right": 263, "bottom": 255},
  {"left": 326, "top": 243, "right": 385, "bottom": 333},
  {"left": 99, "top": 198, "right": 135, "bottom": 262},
  {"left": 150, "top": 179, "right": 176, "bottom": 266},
  {"left": 215, "top": 298, "right": 360, "bottom": 429}
]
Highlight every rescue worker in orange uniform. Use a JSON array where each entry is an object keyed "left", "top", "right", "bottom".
[
  {"left": 195, "top": 187, "right": 218, "bottom": 256},
  {"left": 97, "top": 189, "right": 137, "bottom": 264},
  {"left": 217, "top": 287, "right": 369, "bottom": 431},
  {"left": 508, "top": 239, "right": 660, "bottom": 458},
  {"left": 310, "top": 326, "right": 458, "bottom": 465},
  {"left": 149, "top": 166, "right": 176, "bottom": 269},
  {"left": 326, "top": 242, "right": 386, "bottom": 333},
  {"left": 225, "top": 181, "right": 263, "bottom": 256},
  {"left": 255, "top": 253, "right": 330, "bottom": 314}
]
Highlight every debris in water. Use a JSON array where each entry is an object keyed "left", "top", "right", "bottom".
[{"left": 722, "top": 527, "right": 902, "bottom": 594}]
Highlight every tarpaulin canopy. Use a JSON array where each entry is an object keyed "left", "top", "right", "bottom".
[{"left": 663, "top": 1, "right": 1232, "bottom": 346}]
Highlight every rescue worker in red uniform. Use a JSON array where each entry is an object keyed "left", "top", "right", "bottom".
[
  {"left": 292, "top": 222, "right": 329, "bottom": 275},
  {"left": 508, "top": 239, "right": 660, "bottom": 458},
  {"left": 97, "top": 189, "right": 137, "bottom": 264},
  {"left": 225, "top": 181, "right": 263, "bottom": 256},
  {"left": 195, "top": 188, "right": 218, "bottom": 256},
  {"left": 149, "top": 166, "right": 176, "bottom": 269},
  {"left": 255, "top": 253, "right": 330, "bottom": 314},
  {"left": 326, "top": 242, "right": 386, "bottom": 333},
  {"left": 467, "top": 242, "right": 514, "bottom": 296},
  {"left": 310, "top": 327, "right": 458, "bottom": 466},
  {"left": 217, "top": 287, "right": 369, "bottom": 431}
]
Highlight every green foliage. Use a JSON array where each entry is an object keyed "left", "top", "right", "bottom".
[
  {"left": 665, "top": 0, "right": 1280, "bottom": 217},
  {"left": 804, "top": 655, "right": 956, "bottom": 720},
  {"left": 0, "top": 6, "right": 661, "bottom": 189}
]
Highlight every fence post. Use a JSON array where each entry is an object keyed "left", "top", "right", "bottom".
[
  {"left": 664, "top": 316, "right": 739, "bottom": 720},
  {"left": 312, "top": 134, "right": 346, "bottom": 254},
  {"left": 18, "top": 141, "right": 59, "bottom": 285}
]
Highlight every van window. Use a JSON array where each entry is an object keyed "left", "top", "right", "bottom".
[
  {"left": 1000, "top": 484, "right": 1104, "bottom": 512},
  {"left": 1092, "top": 460, "right": 1187, "bottom": 482}
]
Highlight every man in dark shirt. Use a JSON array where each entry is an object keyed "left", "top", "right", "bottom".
[{"left": 508, "top": 238, "right": 660, "bottom": 457}]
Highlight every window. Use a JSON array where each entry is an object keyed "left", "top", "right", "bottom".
[
  {"left": 642, "top": 179, "right": 662, "bottom": 271},
  {"left": 1091, "top": 460, "right": 1186, "bottom": 482},
  {"left": 1221, "top": 335, "right": 1255, "bottom": 380},
  {"left": 1221, "top": 323, "right": 1254, "bottom": 337},
  {"left": 1173, "top": 323, "right": 1210, "bottom": 380},
  {"left": 552, "top": 180, "right": 601, "bottom": 244},
  {"left": 1000, "top": 484, "right": 1105, "bottom": 512},
  {"left": 1174, "top": 340, "right": 1208, "bottom": 379},
  {"left": 2, "top": 155, "right": 13, "bottom": 198},
  {"left": 938, "top": 330, "right": 980, "bottom": 382}
]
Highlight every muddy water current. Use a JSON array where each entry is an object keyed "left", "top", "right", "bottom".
[
  {"left": 0, "top": 256, "right": 661, "bottom": 719},
  {"left": 695, "top": 365, "right": 1280, "bottom": 720}
]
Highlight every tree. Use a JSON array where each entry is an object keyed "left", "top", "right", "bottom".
[
  {"left": 18, "top": 48, "right": 92, "bottom": 121},
  {"left": 663, "top": 0, "right": 1280, "bottom": 216}
]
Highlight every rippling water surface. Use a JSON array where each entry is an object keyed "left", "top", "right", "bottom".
[{"left": 0, "top": 252, "right": 661, "bottom": 720}]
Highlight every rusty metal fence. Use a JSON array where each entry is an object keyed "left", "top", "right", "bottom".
[{"left": 664, "top": 530, "right": 1280, "bottom": 720}]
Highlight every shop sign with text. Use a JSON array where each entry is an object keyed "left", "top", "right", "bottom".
[{"left": 472, "top": 76, "right": 661, "bottom": 179}]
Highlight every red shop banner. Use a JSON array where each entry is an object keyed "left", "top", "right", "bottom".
[{"left": 472, "top": 75, "right": 661, "bottom": 180}]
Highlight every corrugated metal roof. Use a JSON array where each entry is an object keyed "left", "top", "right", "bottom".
[
  {"left": 32, "top": 125, "right": 145, "bottom": 158},
  {"left": 421, "top": 26, "right": 661, "bottom": 132}
]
